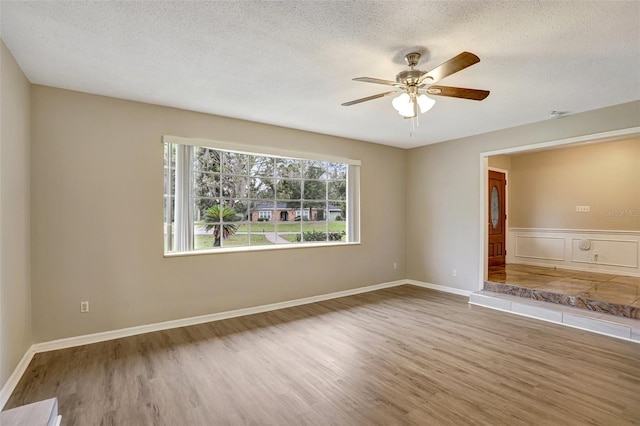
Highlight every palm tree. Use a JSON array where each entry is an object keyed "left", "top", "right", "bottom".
[{"left": 203, "top": 205, "right": 239, "bottom": 247}]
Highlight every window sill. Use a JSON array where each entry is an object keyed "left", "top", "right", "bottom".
[{"left": 164, "top": 241, "right": 361, "bottom": 258}]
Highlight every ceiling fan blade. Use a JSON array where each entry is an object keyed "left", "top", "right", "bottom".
[
  {"left": 419, "top": 52, "right": 480, "bottom": 84},
  {"left": 341, "top": 91, "right": 397, "bottom": 106},
  {"left": 353, "top": 77, "right": 403, "bottom": 87},
  {"left": 426, "top": 85, "right": 490, "bottom": 101}
]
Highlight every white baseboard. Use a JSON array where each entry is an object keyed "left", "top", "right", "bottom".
[
  {"left": 405, "top": 280, "right": 472, "bottom": 297},
  {"left": 469, "top": 292, "right": 639, "bottom": 343},
  {"left": 0, "top": 347, "right": 35, "bottom": 410},
  {"left": 1, "top": 279, "right": 471, "bottom": 408},
  {"left": 31, "top": 280, "right": 407, "bottom": 354},
  {"left": 2, "top": 279, "right": 407, "bottom": 409}
]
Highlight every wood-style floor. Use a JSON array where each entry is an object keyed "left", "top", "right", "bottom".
[{"left": 6, "top": 286, "right": 640, "bottom": 425}]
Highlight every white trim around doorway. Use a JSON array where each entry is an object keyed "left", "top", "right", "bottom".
[{"left": 478, "top": 126, "right": 640, "bottom": 291}]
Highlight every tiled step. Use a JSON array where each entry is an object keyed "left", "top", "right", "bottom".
[
  {"left": 483, "top": 280, "right": 640, "bottom": 320},
  {"left": 470, "top": 290, "right": 640, "bottom": 343}
]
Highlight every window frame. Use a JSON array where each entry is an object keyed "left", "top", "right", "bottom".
[{"left": 163, "top": 135, "right": 361, "bottom": 256}]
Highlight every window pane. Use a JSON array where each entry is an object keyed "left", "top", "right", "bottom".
[
  {"left": 302, "top": 222, "right": 328, "bottom": 242},
  {"left": 249, "top": 155, "right": 274, "bottom": 178},
  {"left": 163, "top": 196, "right": 175, "bottom": 224},
  {"left": 303, "top": 180, "right": 326, "bottom": 200},
  {"left": 164, "top": 223, "right": 174, "bottom": 252},
  {"left": 302, "top": 201, "right": 326, "bottom": 221},
  {"left": 231, "top": 199, "right": 250, "bottom": 221},
  {"left": 194, "top": 172, "right": 219, "bottom": 198},
  {"left": 222, "top": 151, "right": 248, "bottom": 175},
  {"left": 220, "top": 174, "right": 249, "bottom": 199},
  {"left": 329, "top": 202, "right": 347, "bottom": 223},
  {"left": 195, "top": 199, "right": 219, "bottom": 250},
  {"left": 328, "top": 180, "right": 346, "bottom": 201},
  {"left": 249, "top": 177, "right": 275, "bottom": 199},
  {"left": 276, "top": 228, "right": 299, "bottom": 244},
  {"left": 303, "top": 160, "right": 326, "bottom": 180},
  {"left": 327, "top": 162, "right": 346, "bottom": 179},
  {"left": 276, "top": 179, "right": 301, "bottom": 200},
  {"left": 195, "top": 147, "right": 221, "bottom": 173},
  {"left": 276, "top": 158, "right": 301, "bottom": 178}
]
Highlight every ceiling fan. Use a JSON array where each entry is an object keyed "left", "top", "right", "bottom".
[{"left": 342, "top": 51, "right": 490, "bottom": 118}]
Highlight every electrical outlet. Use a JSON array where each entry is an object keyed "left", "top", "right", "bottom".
[
  {"left": 452, "top": 269, "right": 457, "bottom": 277},
  {"left": 393, "top": 262, "right": 398, "bottom": 270},
  {"left": 80, "top": 301, "right": 89, "bottom": 313}
]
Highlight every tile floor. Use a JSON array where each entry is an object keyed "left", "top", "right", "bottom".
[{"left": 486, "top": 264, "right": 640, "bottom": 319}]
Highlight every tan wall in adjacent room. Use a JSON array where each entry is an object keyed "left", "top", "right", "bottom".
[
  {"left": 508, "top": 138, "right": 640, "bottom": 231},
  {"left": 406, "top": 101, "right": 640, "bottom": 292},
  {"left": 0, "top": 40, "right": 32, "bottom": 389},
  {"left": 488, "top": 154, "right": 512, "bottom": 171},
  {"left": 30, "top": 85, "right": 407, "bottom": 342}
]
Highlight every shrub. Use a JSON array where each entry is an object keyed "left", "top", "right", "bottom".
[{"left": 295, "top": 230, "right": 346, "bottom": 242}]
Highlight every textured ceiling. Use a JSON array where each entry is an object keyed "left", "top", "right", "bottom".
[{"left": 1, "top": 1, "right": 639, "bottom": 149}]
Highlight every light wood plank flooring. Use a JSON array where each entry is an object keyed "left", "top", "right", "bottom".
[{"left": 6, "top": 286, "right": 640, "bottom": 425}]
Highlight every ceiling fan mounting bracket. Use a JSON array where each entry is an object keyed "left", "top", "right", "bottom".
[{"left": 404, "top": 52, "right": 422, "bottom": 68}]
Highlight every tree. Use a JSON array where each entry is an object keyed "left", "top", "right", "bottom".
[{"left": 203, "top": 205, "right": 239, "bottom": 247}]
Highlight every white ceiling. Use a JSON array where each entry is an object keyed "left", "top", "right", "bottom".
[{"left": 1, "top": 1, "right": 639, "bottom": 149}]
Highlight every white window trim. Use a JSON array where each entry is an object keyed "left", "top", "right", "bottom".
[
  {"left": 163, "top": 136, "right": 361, "bottom": 256},
  {"left": 163, "top": 135, "right": 361, "bottom": 166}
]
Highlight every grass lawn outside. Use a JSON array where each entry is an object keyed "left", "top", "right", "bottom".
[
  {"left": 169, "top": 220, "right": 347, "bottom": 251},
  {"left": 194, "top": 220, "right": 346, "bottom": 234}
]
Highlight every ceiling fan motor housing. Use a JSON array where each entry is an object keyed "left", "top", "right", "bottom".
[
  {"left": 396, "top": 69, "right": 427, "bottom": 86},
  {"left": 398, "top": 52, "right": 427, "bottom": 85}
]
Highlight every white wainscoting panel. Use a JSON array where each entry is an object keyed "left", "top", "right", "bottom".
[
  {"left": 570, "top": 238, "right": 638, "bottom": 268},
  {"left": 507, "top": 229, "right": 640, "bottom": 276},
  {"left": 514, "top": 235, "right": 565, "bottom": 261}
]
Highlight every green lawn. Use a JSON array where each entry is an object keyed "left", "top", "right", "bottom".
[
  {"left": 168, "top": 221, "right": 347, "bottom": 251},
  {"left": 194, "top": 233, "right": 272, "bottom": 249},
  {"left": 194, "top": 221, "right": 345, "bottom": 233}
]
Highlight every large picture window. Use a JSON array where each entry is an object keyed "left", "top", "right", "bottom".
[{"left": 163, "top": 136, "right": 360, "bottom": 254}]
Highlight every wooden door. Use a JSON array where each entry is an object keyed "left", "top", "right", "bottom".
[{"left": 488, "top": 170, "right": 506, "bottom": 266}]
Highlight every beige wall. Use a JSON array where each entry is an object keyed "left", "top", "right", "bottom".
[
  {"left": 406, "top": 101, "right": 640, "bottom": 291},
  {"left": 508, "top": 138, "right": 640, "bottom": 230},
  {"left": 0, "top": 41, "right": 32, "bottom": 389},
  {"left": 30, "top": 86, "right": 406, "bottom": 342},
  {"left": 488, "top": 154, "right": 511, "bottom": 171}
]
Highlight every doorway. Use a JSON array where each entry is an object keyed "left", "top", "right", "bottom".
[
  {"left": 487, "top": 169, "right": 506, "bottom": 267},
  {"left": 479, "top": 126, "right": 640, "bottom": 290}
]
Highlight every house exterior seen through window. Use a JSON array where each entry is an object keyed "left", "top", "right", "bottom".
[{"left": 163, "top": 137, "right": 360, "bottom": 254}]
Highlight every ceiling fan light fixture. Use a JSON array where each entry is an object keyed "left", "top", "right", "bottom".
[
  {"left": 398, "top": 103, "right": 416, "bottom": 118},
  {"left": 393, "top": 93, "right": 417, "bottom": 117},
  {"left": 392, "top": 93, "right": 410, "bottom": 111},
  {"left": 417, "top": 94, "right": 435, "bottom": 113}
]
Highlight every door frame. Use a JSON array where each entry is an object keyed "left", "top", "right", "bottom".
[
  {"left": 477, "top": 126, "right": 640, "bottom": 290},
  {"left": 488, "top": 167, "right": 509, "bottom": 267}
]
